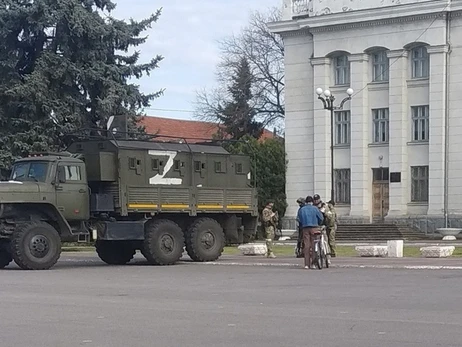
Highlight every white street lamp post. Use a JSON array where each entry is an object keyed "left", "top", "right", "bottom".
[{"left": 316, "top": 88, "right": 354, "bottom": 202}]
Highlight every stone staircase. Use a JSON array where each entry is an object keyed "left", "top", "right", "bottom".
[{"left": 336, "top": 223, "right": 430, "bottom": 241}]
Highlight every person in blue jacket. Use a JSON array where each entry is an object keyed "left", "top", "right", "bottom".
[{"left": 297, "top": 196, "right": 324, "bottom": 269}]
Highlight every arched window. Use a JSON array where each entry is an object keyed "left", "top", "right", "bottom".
[
  {"left": 372, "top": 50, "right": 389, "bottom": 82},
  {"left": 333, "top": 55, "right": 350, "bottom": 85},
  {"left": 411, "top": 46, "right": 429, "bottom": 78}
]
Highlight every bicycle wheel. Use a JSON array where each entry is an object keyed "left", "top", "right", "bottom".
[
  {"left": 321, "top": 240, "right": 329, "bottom": 268},
  {"left": 314, "top": 242, "right": 322, "bottom": 270},
  {"left": 322, "top": 246, "right": 329, "bottom": 268},
  {"left": 311, "top": 241, "right": 318, "bottom": 268}
]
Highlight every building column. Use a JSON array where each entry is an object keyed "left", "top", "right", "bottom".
[
  {"left": 311, "top": 57, "right": 332, "bottom": 201},
  {"left": 348, "top": 53, "right": 370, "bottom": 219},
  {"left": 427, "top": 45, "right": 448, "bottom": 216},
  {"left": 280, "top": 31, "right": 315, "bottom": 226},
  {"left": 386, "top": 50, "right": 409, "bottom": 217}
]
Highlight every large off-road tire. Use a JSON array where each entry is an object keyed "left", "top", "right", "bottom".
[
  {"left": 185, "top": 218, "right": 225, "bottom": 262},
  {"left": 142, "top": 219, "right": 185, "bottom": 265},
  {"left": 95, "top": 240, "right": 136, "bottom": 265},
  {"left": 11, "top": 221, "right": 61, "bottom": 270},
  {"left": 0, "top": 240, "right": 12, "bottom": 269}
]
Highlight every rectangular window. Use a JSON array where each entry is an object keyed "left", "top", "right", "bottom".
[
  {"left": 128, "top": 157, "right": 136, "bottom": 170},
  {"left": 372, "top": 108, "right": 389, "bottom": 143},
  {"left": 64, "top": 165, "right": 82, "bottom": 181},
  {"left": 194, "top": 161, "right": 201, "bottom": 172},
  {"left": 235, "top": 163, "right": 244, "bottom": 174},
  {"left": 411, "top": 166, "right": 429, "bottom": 202},
  {"left": 335, "top": 111, "right": 350, "bottom": 145},
  {"left": 411, "top": 106, "right": 429, "bottom": 142},
  {"left": 372, "top": 51, "right": 389, "bottom": 82},
  {"left": 173, "top": 160, "right": 180, "bottom": 171},
  {"left": 151, "top": 159, "right": 159, "bottom": 170},
  {"left": 373, "top": 168, "right": 389, "bottom": 182},
  {"left": 412, "top": 46, "right": 429, "bottom": 79},
  {"left": 11, "top": 162, "right": 49, "bottom": 183},
  {"left": 334, "top": 55, "right": 350, "bottom": 85},
  {"left": 334, "top": 169, "right": 351, "bottom": 204},
  {"left": 214, "top": 161, "right": 226, "bottom": 173}
]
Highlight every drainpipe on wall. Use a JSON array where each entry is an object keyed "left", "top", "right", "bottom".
[{"left": 443, "top": 10, "right": 451, "bottom": 228}]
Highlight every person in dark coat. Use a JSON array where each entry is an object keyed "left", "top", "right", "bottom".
[{"left": 297, "top": 196, "right": 324, "bottom": 269}]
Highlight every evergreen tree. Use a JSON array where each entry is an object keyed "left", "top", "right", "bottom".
[
  {"left": 224, "top": 135, "right": 287, "bottom": 219},
  {"left": 217, "top": 58, "right": 263, "bottom": 140},
  {"left": 0, "top": 0, "right": 163, "bottom": 168}
]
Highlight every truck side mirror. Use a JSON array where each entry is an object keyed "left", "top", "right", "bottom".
[{"left": 57, "top": 167, "right": 66, "bottom": 183}]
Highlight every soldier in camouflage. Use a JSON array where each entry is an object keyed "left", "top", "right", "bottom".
[
  {"left": 325, "top": 200, "right": 338, "bottom": 257},
  {"left": 262, "top": 202, "right": 277, "bottom": 258}
]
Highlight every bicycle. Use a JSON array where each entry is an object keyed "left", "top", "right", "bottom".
[
  {"left": 294, "top": 228, "right": 304, "bottom": 258},
  {"left": 312, "top": 226, "right": 330, "bottom": 269}
]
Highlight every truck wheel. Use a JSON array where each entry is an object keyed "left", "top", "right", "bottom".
[
  {"left": 11, "top": 221, "right": 61, "bottom": 270},
  {"left": 185, "top": 218, "right": 225, "bottom": 262},
  {"left": 0, "top": 240, "right": 12, "bottom": 269},
  {"left": 95, "top": 240, "right": 135, "bottom": 265},
  {"left": 142, "top": 219, "right": 184, "bottom": 265}
]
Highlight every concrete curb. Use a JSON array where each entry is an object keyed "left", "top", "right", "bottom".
[
  {"left": 273, "top": 241, "right": 462, "bottom": 246},
  {"left": 58, "top": 252, "right": 462, "bottom": 270},
  {"left": 186, "top": 261, "right": 462, "bottom": 270},
  {"left": 62, "top": 249, "right": 95, "bottom": 253}
]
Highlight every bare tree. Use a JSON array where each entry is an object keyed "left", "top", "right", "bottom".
[{"left": 195, "top": 7, "right": 284, "bottom": 130}]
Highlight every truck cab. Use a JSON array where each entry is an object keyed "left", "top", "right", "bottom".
[{"left": 8, "top": 154, "right": 90, "bottom": 222}]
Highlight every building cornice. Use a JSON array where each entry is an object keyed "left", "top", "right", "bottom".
[
  {"left": 310, "top": 57, "right": 331, "bottom": 66},
  {"left": 310, "top": 14, "right": 441, "bottom": 33},
  {"left": 297, "top": 0, "right": 449, "bottom": 29},
  {"left": 279, "top": 29, "right": 311, "bottom": 38},
  {"left": 349, "top": 53, "right": 369, "bottom": 62},
  {"left": 387, "top": 49, "right": 409, "bottom": 59},
  {"left": 267, "top": 20, "right": 301, "bottom": 34},
  {"left": 269, "top": 2, "right": 462, "bottom": 35},
  {"left": 427, "top": 44, "right": 450, "bottom": 54}
]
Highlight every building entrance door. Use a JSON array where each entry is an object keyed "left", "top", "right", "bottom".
[{"left": 372, "top": 168, "right": 389, "bottom": 222}]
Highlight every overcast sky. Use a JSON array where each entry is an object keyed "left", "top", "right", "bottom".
[{"left": 110, "top": 0, "right": 281, "bottom": 121}]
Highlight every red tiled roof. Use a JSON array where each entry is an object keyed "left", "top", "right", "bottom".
[{"left": 139, "top": 116, "right": 277, "bottom": 143}]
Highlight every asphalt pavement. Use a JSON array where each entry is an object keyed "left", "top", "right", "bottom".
[{"left": 1, "top": 253, "right": 462, "bottom": 347}]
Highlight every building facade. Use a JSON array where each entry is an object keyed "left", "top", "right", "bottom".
[{"left": 269, "top": 0, "right": 462, "bottom": 232}]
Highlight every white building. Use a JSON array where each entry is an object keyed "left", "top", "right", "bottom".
[{"left": 269, "top": 0, "right": 462, "bottom": 232}]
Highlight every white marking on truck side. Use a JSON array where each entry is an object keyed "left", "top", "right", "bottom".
[{"left": 148, "top": 150, "right": 183, "bottom": 185}]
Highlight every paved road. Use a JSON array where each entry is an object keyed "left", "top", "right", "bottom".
[{"left": 1, "top": 254, "right": 462, "bottom": 347}]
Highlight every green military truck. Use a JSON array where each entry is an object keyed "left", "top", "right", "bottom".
[{"left": 0, "top": 139, "right": 258, "bottom": 270}]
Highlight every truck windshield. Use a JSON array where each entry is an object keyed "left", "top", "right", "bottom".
[{"left": 10, "top": 162, "right": 49, "bottom": 182}]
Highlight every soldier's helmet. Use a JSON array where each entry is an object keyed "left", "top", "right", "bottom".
[{"left": 313, "top": 194, "right": 321, "bottom": 201}]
